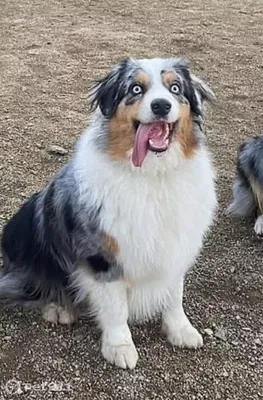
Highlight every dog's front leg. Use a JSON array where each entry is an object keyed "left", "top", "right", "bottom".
[
  {"left": 254, "top": 211, "right": 263, "bottom": 236},
  {"left": 86, "top": 277, "right": 138, "bottom": 369},
  {"left": 162, "top": 278, "right": 203, "bottom": 349}
]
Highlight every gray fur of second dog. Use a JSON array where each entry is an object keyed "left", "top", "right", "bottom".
[{"left": 228, "top": 134, "right": 263, "bottom": 217}]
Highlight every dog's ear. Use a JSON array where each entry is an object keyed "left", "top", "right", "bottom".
[
  {"left": 172, "top": 59, "right": 207, "bottom": 117},
  {"left": 190, "top": 74, "right": 215, "bottom": 107},
  {"left": 89, "top": 60, "right": 129, "bottom": 118}
]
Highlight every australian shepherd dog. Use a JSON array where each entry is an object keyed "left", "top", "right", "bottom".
[
  {"left": 0, "top": 57, "right": 217, "bottom": 369},
  {"left": 228, "top": 134, "right": 263, "bottom": 236}
]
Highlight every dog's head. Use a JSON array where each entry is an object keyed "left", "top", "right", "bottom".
[{"left": 90, "top": 58, "right": 214, "bottom": 167}]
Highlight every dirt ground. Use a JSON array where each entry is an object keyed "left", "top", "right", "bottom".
[{"left": 0, "top": 0, "right": 263, "bottom": 398}]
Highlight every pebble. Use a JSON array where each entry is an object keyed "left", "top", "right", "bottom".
[
  {"left": 48, "top": 145, "right": 68, "bottom": 155},
  {"left": 221, "top": 369, "right": 229, "bottom": 377},
  {"left": 73, "top": 334, "right": 86, "bottom": 342},
  {"left": 214, "top": 328, "right": 227, "bottom": 342},
  {"left": 204, "top": 328, "right": 213, "bottom": 336}
]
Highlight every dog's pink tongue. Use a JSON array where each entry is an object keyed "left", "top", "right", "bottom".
[{"left": 132, "top": 122, "right": 165, "bottom": 167}]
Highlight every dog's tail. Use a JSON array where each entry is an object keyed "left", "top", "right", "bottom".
[
  {"left": 227, "top": 178, "right": 256, "bottom": 217},
  {"left": 0, "top": 270, "right": 24, "bottom": 301},
  {"left": 0, "top": 253, "right": 43, "bottom": 306}
]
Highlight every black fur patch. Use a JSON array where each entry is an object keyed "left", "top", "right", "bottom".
[
  {"left": 0, "top": 182, "right": 113, "bottom": 304},
  {"left": 238, "top": 136, "right": 263, "bottom": 185},
  {"left": 247, "top": 137, "right": 263, "bottom": 184},
  {"left": 236, "top": 143, "right": 251, "bottom": 189},
  {"left": 175, "top": 66, "right": 200, "bottom": 117},
  {"left": 90, "top": 59, "right": 130, "bottom": 117},
  {"left": 86, "top": 254, "right": 111, "bottom": 273},
  {"left": 1, "top": 193, "right": 70, "bottom": 301}
]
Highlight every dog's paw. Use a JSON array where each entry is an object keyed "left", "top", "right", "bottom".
[
  {"left": 254, "top": 215, "right": 263, "bottom": 236},
  {"left": 102, "top": 342, "right": 139, "bottom": 369},
  {"left": 163, "top": 320, "right": 203, "bottom": 349},
  {"left": 42, "top": 303, "right": 75, "bottom": 325},
  {"left": 102, "top": 326, "right": 138, "bottom": 369}
]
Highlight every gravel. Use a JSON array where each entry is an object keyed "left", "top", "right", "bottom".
[{"left": 0, "top": 0, "right": 263, "bottom": 399}]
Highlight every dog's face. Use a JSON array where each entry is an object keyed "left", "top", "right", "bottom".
[{"left": 90, "top": 58, "right": 214, "bottom": 167}]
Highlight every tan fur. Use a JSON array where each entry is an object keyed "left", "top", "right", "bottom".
[
  {"left": 250, "top": 178, "right": 263, "bottom": 213},
  {"left": 135, "top": 71, "right": 151, "bottom": 88},
  {"left": 176, "top": 104, "right": 196, "bottom": 158},
  {"left": 162, "top": 71, "right": 177, "bottom": 87},
  {"left": 101, "top": 232, "right": 119, "bottom": 256},
  {"left": 108, "top": 102, "right": 140, "bottom": 161}
]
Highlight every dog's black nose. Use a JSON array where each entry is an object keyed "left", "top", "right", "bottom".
[{"left": 151, "top": 99, "right": 172, "bottom": 117}]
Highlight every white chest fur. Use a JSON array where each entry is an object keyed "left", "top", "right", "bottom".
[{"left": 75, "top": 143, "right": 217, "bottom": 320}]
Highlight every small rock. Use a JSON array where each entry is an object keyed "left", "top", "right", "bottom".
[
  {"left": 204, "top": 328, "right": 213, "bottom": 336},
  {"left": 231, "top": 340, "right": 239, "bottom": 346},
  {"left": 73, "top": 334, "right": 85, "bottom": 342},
  {"left": 214, "top": 328, "right": 227, "bottom": 342},
  {"left": 48, "top": 145, "right": 68, "bottom": 156},
  {"left": 254, "top": 338, "right": 262, "bottom": 346}
]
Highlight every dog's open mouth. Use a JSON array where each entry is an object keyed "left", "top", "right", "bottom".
[{"left": 132, "top": 121, "right": 176, "bottom": 167}]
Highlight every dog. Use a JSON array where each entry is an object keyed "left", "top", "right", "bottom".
[
  {"left": 228, "top": 134, "right": 263, "bottom": 235},
  {"left": 0, "top": 57, "right": 217, "bottom": 369}
]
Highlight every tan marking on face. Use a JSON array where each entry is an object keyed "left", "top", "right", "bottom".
[
  {"left": 101, "top": 232, "right": 119, "bottom": 256},
  {"left": 176, "top": 104, "right": 197, "bottom": 158},
  {"left": 108, "top": 101, "right": 141, "bottom": 161},
  {"left": 135, "top": 71, "right": 151, "bottom": 88},
  {"left": 162, "top": 71, "right": 177, "bottom": 87}
]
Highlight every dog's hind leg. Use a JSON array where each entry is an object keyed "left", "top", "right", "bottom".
[
  {"left": 41, "top": 284, "right": 78, "bottom": 325},
  {"left": 42, "top": 302, "right": 76, "bottom": 325},
  {"left": 0, "top": 262, "right": 77, "bottom": 325}
]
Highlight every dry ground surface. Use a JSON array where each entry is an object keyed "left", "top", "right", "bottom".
[{"left": 0, "top": 0, "right": 263, "bottom": 399}]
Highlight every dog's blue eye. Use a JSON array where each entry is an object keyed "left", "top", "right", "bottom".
[
  {"left": 170, "top": 83, "right": 181, "bottom": 94},
  {"left": 131, "top": 85, "right": 143, "bottom": 95}
]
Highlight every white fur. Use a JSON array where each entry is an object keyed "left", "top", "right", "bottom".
[
  {"left": 42, "top": 303, "right": 75, "bottom": 325},
  {"left": 254, "top": 215, "right": 263, "bottom": 235},
  {"left": 162, "top": 279, "right": 203, "bottom": 348},
  {"left": 71, "top": 118, "right": 217, "bottom": 368},
  {"left": 136, "top": 60, "right": 180, "bottom": 124},
  {"left": 74, "top": 267, "right": 138, "bottom": 369}
]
